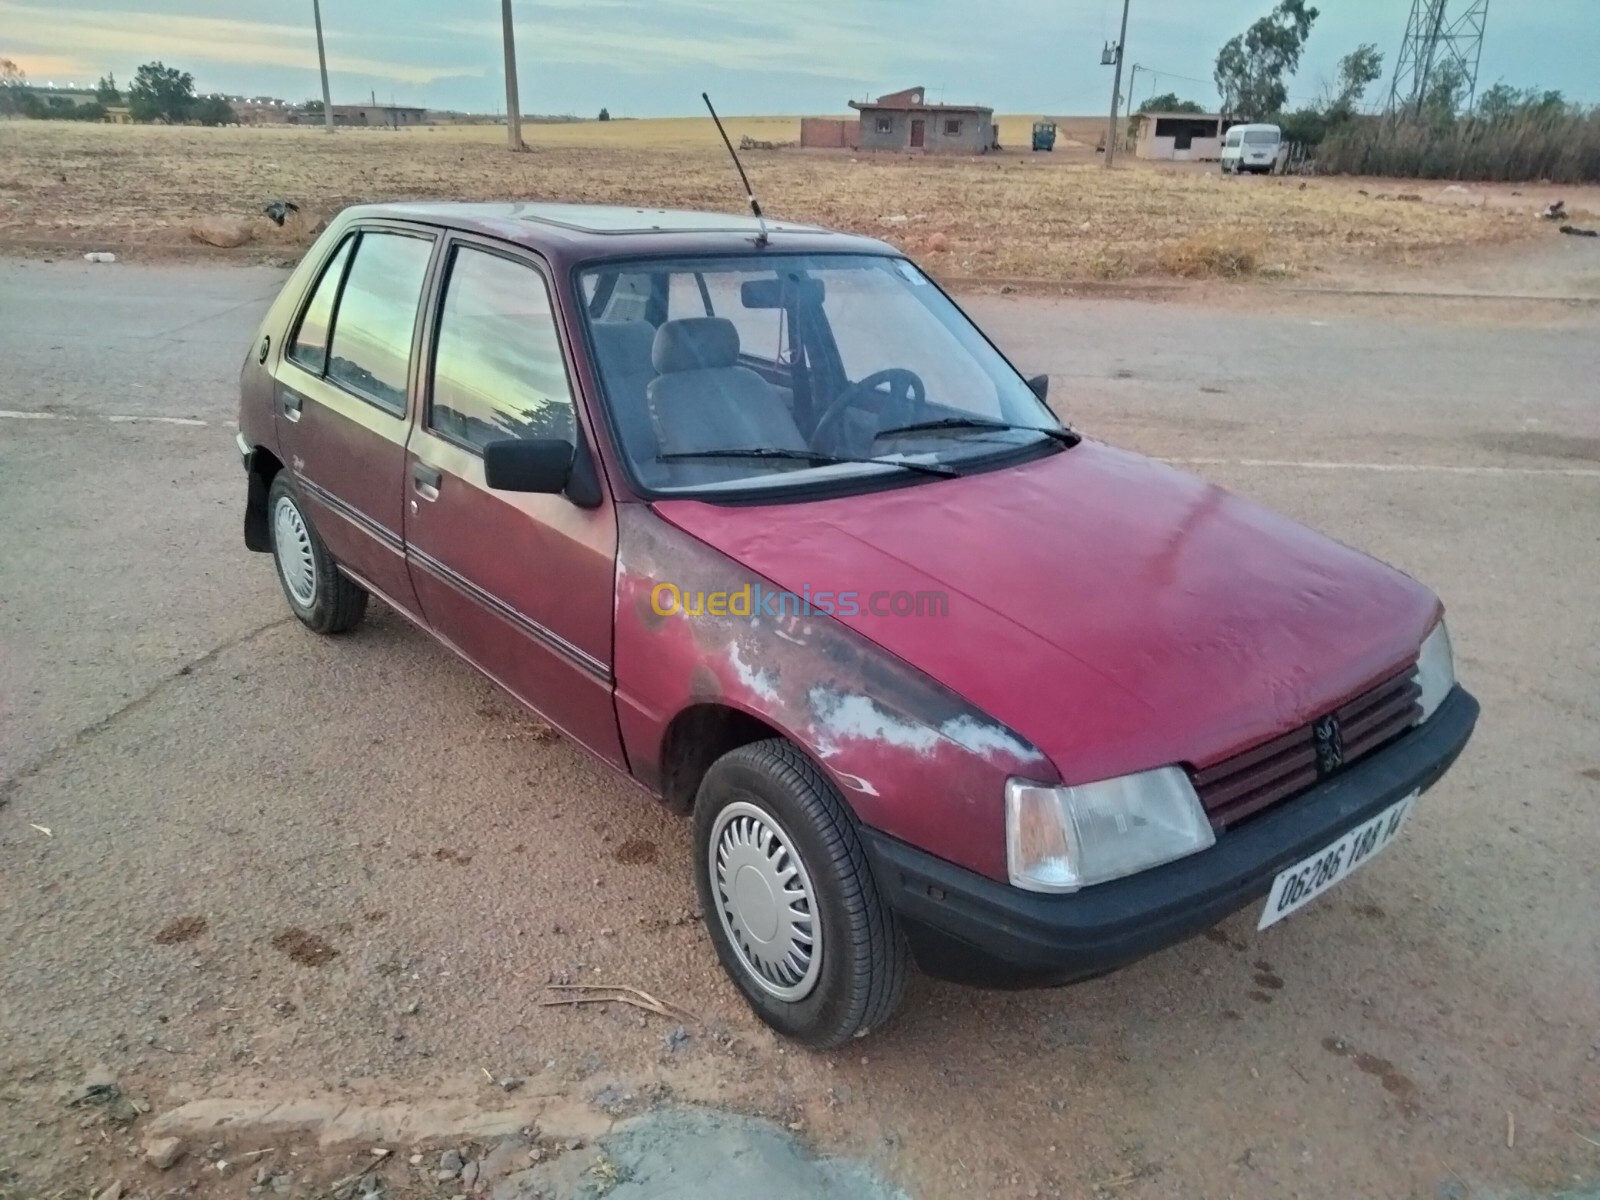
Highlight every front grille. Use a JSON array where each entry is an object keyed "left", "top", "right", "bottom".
[{"left": 1193, "top": 667, "right": 1421, "bottom": 829}]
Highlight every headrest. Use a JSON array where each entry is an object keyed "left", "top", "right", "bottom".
[
  {"left": 652, "top": 317, "right": 740, "bottom": 374},
  {"left": 591, "top": 320, "right": 657, "bottom": 371}
]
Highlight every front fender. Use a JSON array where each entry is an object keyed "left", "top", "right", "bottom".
[{"left": 612, "top": 504, "right": 1056, "bottom": 882}]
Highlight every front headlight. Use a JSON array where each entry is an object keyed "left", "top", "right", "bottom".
[
  {"left": 1006, "top": 767, "right": 1215, "bottom": 893},
  {"left": 1415, "top": 620, "right": 1455, "bottom": 722}
]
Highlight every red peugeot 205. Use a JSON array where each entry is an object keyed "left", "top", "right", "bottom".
[{"left": 236, "top": 202, "right": 1477, "bottom": 1047}]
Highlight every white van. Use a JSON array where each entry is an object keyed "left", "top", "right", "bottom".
[{"left": 1221, "top": 123, "right": 1283, "bottom": 175}]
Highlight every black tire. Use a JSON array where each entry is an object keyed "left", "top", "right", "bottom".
[
  {"left": 266, "top": 473, "right": 367, "bottom": 635},
  {"left": 693, "top": 739, "right": 908, "bottom": 1048}
]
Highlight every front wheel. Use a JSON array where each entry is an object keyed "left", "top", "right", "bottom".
[
  {"left": 267, "top": 474, "right": 368, "bottom": 634},
  {"left": 694, "top": 740, "right": 908, "bottom": 1048}
]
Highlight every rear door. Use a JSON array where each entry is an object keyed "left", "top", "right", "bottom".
[
  {"left": 403, "top": 236, "right": 624, "bottom": 765},
  {"left": 274, "top": 224, "right": 436, "bottom": 616}
]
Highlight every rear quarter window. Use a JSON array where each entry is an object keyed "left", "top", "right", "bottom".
[{"left": 287, "top": 236, "right": 355, "bottom": 373}]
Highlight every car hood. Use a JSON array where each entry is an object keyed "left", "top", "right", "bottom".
[{"left": 651, "top": 442, "right": 1440, "bottom": 784}]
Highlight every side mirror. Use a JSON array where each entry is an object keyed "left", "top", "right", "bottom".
[
  {"left": 483, "top": 437, "right": 606, "bottom": 508},
  {"left": 1026, "top": 373, "right": 1050, "bottom": 401},
  {"left": 483, "top": 438, "right": 576, "bottom": 494}
]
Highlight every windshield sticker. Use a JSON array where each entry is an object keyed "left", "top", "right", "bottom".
[{"left": 894, "top": 260, "right": 929, "bottom": 285}]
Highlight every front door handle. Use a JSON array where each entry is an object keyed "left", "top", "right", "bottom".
[
  {"left": 280, "top": 389, "right": 303, "bottom": 422},
  {"left": 411, "top": 461, "right": 442, "bottom": 501}
]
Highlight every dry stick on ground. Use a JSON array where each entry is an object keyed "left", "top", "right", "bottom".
[{"left": 542, "top": 984, "right": 697, "bottom": 1023}]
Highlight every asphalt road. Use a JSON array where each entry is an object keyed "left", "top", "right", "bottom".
[{"left": 1, "top": 258, "right": 1597, "bottom": 1200}]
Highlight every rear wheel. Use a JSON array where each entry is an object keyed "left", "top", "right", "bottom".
[
  {"left": 693, "top": 740, "right": 908, "bottom": 1048},
  {"left": 267, "top": 474, "right": 367, "bottom": 635}
]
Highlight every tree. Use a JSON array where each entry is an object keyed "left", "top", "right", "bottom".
[
  {"left": 192, "top": 95, "right": 237, "bottom": 126},
  {"left": 1214, "top": 0, "right": 1320, "bottom": 119},
  {"left": 1330, "top": 43, "right": 1383, "bottom": 114},
  {"left": 128, "top": 61, "right": 195, "bottom": 123},
  {"left": 1139, "top": 92, "right": 1204, "bottom": 114},
  {"left": 0, "top": 57, "right": 31, "bottom": 116},
  {"left": 302, "top": 98, "right": 324, "bottom": 113},
  {"left": 598, "top": 106, "right": 611, "bottom": 121},
  {"left": 1418, "top": 59, "right": 1467, "bottom": 124},
  {"left": 96, "top": 72, "right": 120, "bottom": 103}
]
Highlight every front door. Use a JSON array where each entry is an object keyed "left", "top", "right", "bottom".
[
  {"left": 403, "top": 237, "right": 624, "bottom": 766},
  {"left": 910, "top": 119, "right": 925, "bottom": 148}
]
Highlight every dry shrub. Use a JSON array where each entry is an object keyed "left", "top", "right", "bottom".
[
  {"left": 0, "top": 122, "right": 1527, "bottom": 281},
  {"left": 1157, "top": 232, "right": 1259, "bottom": 278},
  {"left": 1320, "top": 107, "right": 1600, "bottom": 184}
]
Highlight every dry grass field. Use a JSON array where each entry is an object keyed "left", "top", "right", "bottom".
[{"left": 0, "top": 116, "right": 1541, "bottom": 283}]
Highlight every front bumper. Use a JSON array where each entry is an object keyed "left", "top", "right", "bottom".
[{"left": 864, "top": 685, "right": 1479, "bottom": 989}]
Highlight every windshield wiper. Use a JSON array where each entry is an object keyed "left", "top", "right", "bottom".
[
  {"left": 873, "top": 417, "right": 1081, "bottom": 446},
  {"left": 658, "top": 447, "right": 959, "bottom": 479}
]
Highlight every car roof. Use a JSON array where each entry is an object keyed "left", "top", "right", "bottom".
[{"left": 351, "top": 201, "right": 898, "bottom": 264}]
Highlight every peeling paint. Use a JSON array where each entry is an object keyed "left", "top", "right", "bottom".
[
  {"left": 810, "top": 689, "right": 942, "bottom": 756},
  {"left": 728, "top": 644, "right": 780, "bottom": 703},
  {"left": 612, "top": 505, "right": 1052, "bottom": 880},
  {"left": 939, "top": 714, "right": 1047, "bottom": 765}
]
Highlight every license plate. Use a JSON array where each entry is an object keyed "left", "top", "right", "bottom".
[{"left": 1257, "top": 793, "right": 1417, "bottom": 930}]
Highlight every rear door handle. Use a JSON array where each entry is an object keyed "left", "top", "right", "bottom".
[
  {"left": 411, "top": 462, "right": 441, "bottom": 501},
  {"left": 280, "top": 389, "right": 304, "bottom": 422}
]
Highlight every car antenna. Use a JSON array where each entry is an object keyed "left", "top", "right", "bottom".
[{"left": 702, "top": 92, "right": 769, "bottom": 247}]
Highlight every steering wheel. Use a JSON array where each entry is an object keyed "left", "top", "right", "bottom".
[{"left": 812, "top": 368, "right": 927, "bottom": 453}]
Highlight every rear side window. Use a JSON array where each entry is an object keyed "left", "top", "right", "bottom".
[
  {"left": 288, "top": 236, "right": 354, "bottom": 373},
  {"left": 324, "top": 231, "right": 434, "bottom": 412},
  {"left": 428, "top": 246, "right": 576, "bottom": 450}
]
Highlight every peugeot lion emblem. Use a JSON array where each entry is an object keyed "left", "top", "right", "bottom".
[{"left": 1313, "top": 714, "right": 1345, "bottom": 775}]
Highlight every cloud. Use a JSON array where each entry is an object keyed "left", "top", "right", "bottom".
[
  {"left": 0, "top": 2, "right": 480, "bottom": 84},
  {"left": 445, "top": 0, "right": 968, "bottom": 84},
  {"left": 2, "top": 51, "right": 95, "bottom": 83}
]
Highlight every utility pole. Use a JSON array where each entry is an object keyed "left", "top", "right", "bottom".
[
  {"left": 312, "top": 0, "right": 334, "bottom": 132},
  {"left": 1124, "top": 63, "right": 1143, "bottom": 128},
  {"left": 1103, "top": 0, "right": 1131, "bottom": 167},
  {"left": 500, "top": 0, "right": 525, "bottom": 150}
]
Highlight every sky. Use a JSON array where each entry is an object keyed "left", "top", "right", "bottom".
[{"left": 4, "top": 0, "right": 1596, "bottom": 115}]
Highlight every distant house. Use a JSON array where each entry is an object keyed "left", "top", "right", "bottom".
[
  {"left": 847, "top": 86, "right": 997, "bottom": 154},
  {"left": 323, "top": 104, "right": 428, "bottom": 128},
  {"left": 233, "top": 98, "right": 295, "bottom": 125},
  {"left": 1135, "top": 112, "right": 1234, "bottom": 161}
]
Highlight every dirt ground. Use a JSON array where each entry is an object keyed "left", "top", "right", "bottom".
[
  {"left": 2, "top": 246, "right": 1597, "bottom": 1200},
  {"left": 0, "top": 117, "right": 1582, "bottom": 285}
]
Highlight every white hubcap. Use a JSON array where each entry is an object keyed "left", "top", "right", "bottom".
[
  {"left": 710, "top": 802, "right": 822, "bottom": 1002},
  {"left": 272, "top": 495, "right": 317, "bottom": 608}
]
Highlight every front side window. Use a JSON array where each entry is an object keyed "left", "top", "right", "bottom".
[
  {"left": 429, "top": 246, "right": 575, "bottom": 450},
  {"left": 325, "top": 231, "right": 434, "bottom": 412},
  {"left": 580, "top": 254, "right": 1066, "bottom": 496}
]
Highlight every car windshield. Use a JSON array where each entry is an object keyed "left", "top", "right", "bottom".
[{"left": 578, "top": 253, "right": 1068, "bottom": 494}]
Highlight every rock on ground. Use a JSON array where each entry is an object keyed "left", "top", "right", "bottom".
[
  {"left": 495, "top": 1108, "right": 904, "bottom": 1200},
  {"left": 143, "top": 1136, "right": 185, "bottom": 1170},
  {"left": 189, "top": 217, "right": 255, "bottom": 249}
]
